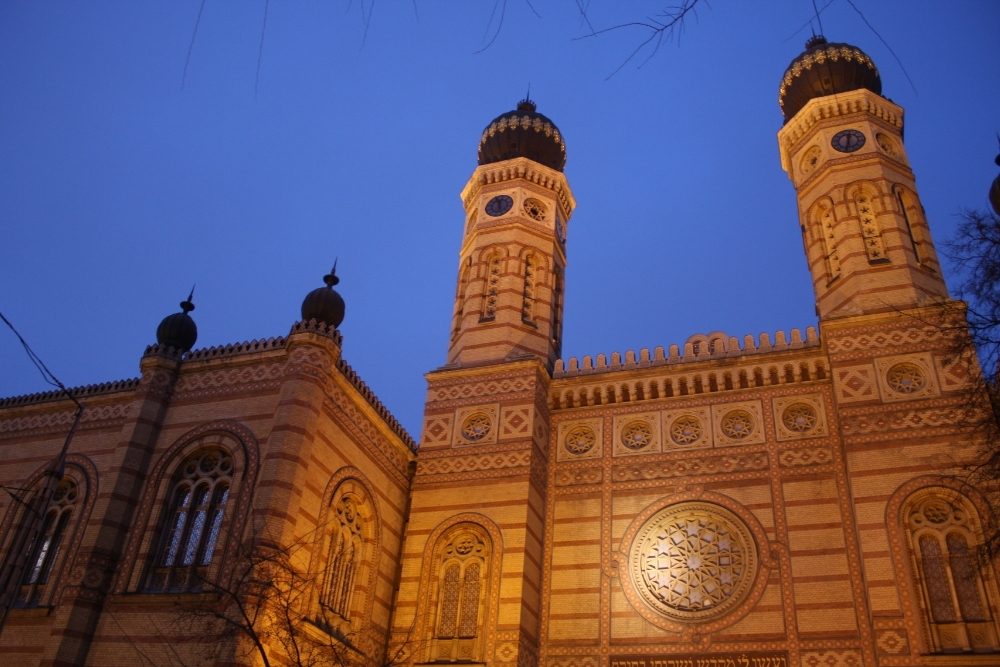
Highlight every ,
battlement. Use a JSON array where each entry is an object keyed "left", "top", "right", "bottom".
[
  {"left": 184, "top": 337, "right": 287, "bottom": 361},
  {"left": 0, "top": 378, "right": 140, "bottom": 408},
  {"left": 336, "top": 359, "right": 417, "bottom": 452},
  {"left": 554, "top": 327, "right": 820, "bottom": 378},
  {"left": 288, "top": 318, "right": 344, "bottom": 345},
  {"left": 1, "top": 321, "right": 415, "bottom": 451},
  {"left": 549, "top": 327, "right": 826, "bottom": 411}
]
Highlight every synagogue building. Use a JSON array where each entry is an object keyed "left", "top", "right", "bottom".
[{"left": 1, "top": 36, "right": 998, "bottom": 667}]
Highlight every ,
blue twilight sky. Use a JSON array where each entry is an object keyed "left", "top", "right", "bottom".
[{"left": 1, "top": 1, "right": 998, "bottom": 437}]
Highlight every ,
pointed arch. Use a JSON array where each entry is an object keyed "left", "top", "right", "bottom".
[
  {"left": 411, "top": 514, "right": 502, "bottom": 665},
  {"left": 521, "top": 251, "right": 537, "bottom": 324},
  {"left": 893, "top": 184, "right": 934, "bottom": 267},
  {"left": 0, "top": 455, "right": 96, "bottom": 609},
  {"left": 889, "top": 479, "right": 1000, "bottom": 654},
  {"left": 114, "top": 421, "right": 258, "bottom": 594},
  {"left": 309, "top": 470, "right": 381, "bottom": 634},
  {"left": 147, "top": 449, "right": 233, "bottom": 592},
  {"left": 551, "top": 266, "right": 563, "bottom": 353},
  {"left": 809, "top": 196, "right": 841, "bottom": 281},
  {"left": 846, "top": 181, "right": 889, "bottom": 263},
  {"left": 480, "top": 252, "right": 502, "bottom": 321},
  {"left": 452, "top": 257, "right": 472, "bottom": 341}
]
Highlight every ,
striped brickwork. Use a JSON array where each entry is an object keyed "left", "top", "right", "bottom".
[
  {"left": 447, "top": 157, "right": 575, "bottom": 369},
  {"left": 3, "top": 82, "right": 1000, "bottom": 667},
  {"left": 392, "top": 360, "right": 552, "bottom": 667},
  {"left": 777, "top": 89, "right": 949, "bottom": 320},
  {"left": 0, "top": 322, "right": 416, "bottom": 666}
]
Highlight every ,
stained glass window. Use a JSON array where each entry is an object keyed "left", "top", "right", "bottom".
[
  {"left": 148, "top": 449, "right": 232, "bottom": 592},
  {"left": 17, "top": 477, "right": 78, "bottom": 607},
  {"left": 907, "top": 495, "right": 999, "bottom": 652},
  {"left": 433, "top": 529, "right": 488, "bottom": 662},
  {"left": 322, "top": 496, "right": 363, "bottom": 619}
]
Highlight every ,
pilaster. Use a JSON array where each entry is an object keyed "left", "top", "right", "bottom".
[
  {"left": 394, "top": 359, "right": 550, "bottom": 667},
  {"left": 42, "top": 347, "right": 182, "bottom": 667},
  {"left": 250, "top": 321, "right": 343, "bottom": 546},
  {"left": 778, "top": 88, "right": 948, "bottom": 320}
]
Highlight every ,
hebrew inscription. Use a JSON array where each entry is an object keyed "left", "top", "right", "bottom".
[{"left": 610, "top": 653, "right": 789, "bottom": 667}]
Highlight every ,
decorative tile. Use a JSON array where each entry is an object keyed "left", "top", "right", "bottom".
[
  {"left": 453, "top": 404, "right": 500, "bottom": 446},
  {"left": 875, "top": 627, "right": 909, "bottom": 655},
  {"left": 712, "top": 400, "right": 766, "bottom": 447},
  {"left": 556, "top": 418, "right": 603, "bottom": 461},
  {"left": 612, "top": 412, "right": 661, "bottom": 456},
  {"left": 422, "top": 414, "right": 453, "bottom": 446},
  {"left": 772, "top": 393, "right": 828, "bottom": 441},
  {"left": 875, "top": 352, "right": 940, "bottom": 402},
  {"left": 662, "top": 407, "right": 712, "bottom": 451},
  {"left": 499, "top": 404, "right": 533, "bottom": 440},
  {"left": 801, "top": 650, "right": 863, "bottom": 667},
  {"left": 833, "top": 363, "right": 878, "bottom": 403}
]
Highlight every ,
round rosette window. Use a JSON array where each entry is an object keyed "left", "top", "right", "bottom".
[{"left": 628, "top": 502, "right": 758, "bottom": 623}]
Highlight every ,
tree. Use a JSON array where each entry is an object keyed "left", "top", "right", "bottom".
[
  {"left": 942, "top": 151, "right": 1000, "bottom": 558},
  {"left": 172, "top": 515, "right": 413, "bottom": 667},
  {"left": 112, "top": 513, "right": 414, "bottom": 667}
]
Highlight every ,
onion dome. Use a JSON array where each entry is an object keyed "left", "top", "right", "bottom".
[
  {"left": 779, "top": 35, "right": 881, "bottom": 122},
  {"left": 990, "top": 149, "right": 1000, "bottom": 216},
  {"left": 156, "top": 288, "right": 198, "bottom": 352},
  {"left": 301, "top": 263, "right": 345, "bottom": 328},
  {"left": 478, "top": 98, "right": 566, "bottom": 172}
]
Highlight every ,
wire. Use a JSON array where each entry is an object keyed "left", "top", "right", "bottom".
[
  {"left": 844, "top": 0, "right": 918, "bottom": 96},
  {"left": 181, "top": 0, "right": 208, "bottom": 90},
  {"left": 475, "top": 0, "right": 507, "bottom": 54},
  {"left": 0, "top": 310, "right": 80, "bottom": 408},
  {"left": 254, "top": 0, "right": 270, "bottom": 101},
  {"left": 783, "top": 0, "right": 834, "bottom": 43},
  {"left": 811, "top": 0, "right": 825, "bottom": 36}
]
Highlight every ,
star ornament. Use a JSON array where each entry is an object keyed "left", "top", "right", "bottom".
[
  {"left": 886, "top": 362, "right": 926, "bottom": 394},
  {"left": 782, "top": 403, "right": 818, "bottom": 433},
  {"left": 620, "top": 420, "right": 654, "bottom": 450},
  {"left": 630, "top": 503, "right": 758, "bottom": 622},
  {"left": 721, "top": 410, "right": 755, "bottom": 440},
  {"left": 563, "top": 425, "right": 596, "bottom": 455},
  {"left": 461, "top": 413, "right": 492, "bottom": 441}
]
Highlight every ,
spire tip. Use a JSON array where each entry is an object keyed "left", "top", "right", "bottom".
[
  {"left": 180, "top": 285, "right": 196, "bottom": 313},
  {"left": 324, "top": 258, "right": 340, "bottom": 288}
]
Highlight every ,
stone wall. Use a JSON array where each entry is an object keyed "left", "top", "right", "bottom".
[
  {"left": 532, "top": 304, "right": 1000, "bottom": 667},
  {"left": 0, "top": 322, "right": 415, "bottom": 667},
  {"left": 4, "top": 71, "right": 1000, "bottom": 667}
]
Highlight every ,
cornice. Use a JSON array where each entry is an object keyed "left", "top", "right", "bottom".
[
  {"left": 460, "top": 157, "right": 576, "bottom": 216},
  {"left": 0, "top": 320, "right": 416, "bottom": 454},
  {"left": 335, "top": 357, "right": 417, "bottom": 452},
  {"left": 426, "top": 357, "right": 549, "bottom": 383},
  {"left": 776, "top": 88, "right": 904, "bottom": 175},
  {"left": 0, "top": 378, "right": 139, "bottom": 409}
]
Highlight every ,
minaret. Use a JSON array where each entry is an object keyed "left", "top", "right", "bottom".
[
  {"left": 389, "top": 99, "right": 572, "bottom": 666},
  {"left": 447, "top": 97, "right": 575, "bottom": 367},
  {"left": 776, "top": 36, "right": 948, "bottom": 319}
]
